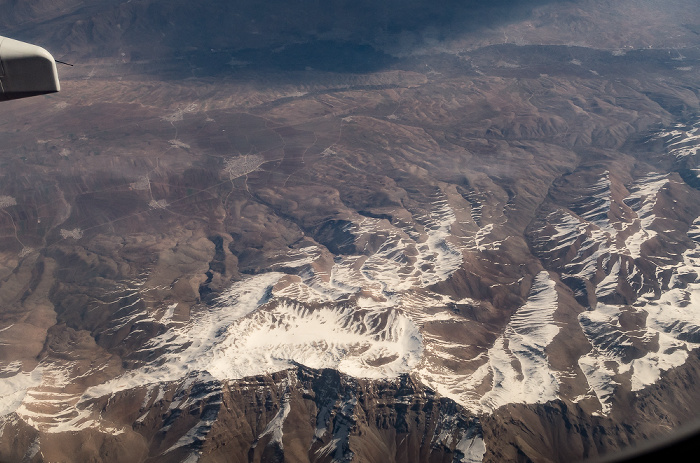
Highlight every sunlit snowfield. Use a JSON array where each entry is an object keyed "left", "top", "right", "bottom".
[{"left": 2, "top": 1, "right": 700, "bottom": 461}]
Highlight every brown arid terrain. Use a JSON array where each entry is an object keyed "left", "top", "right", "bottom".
[{"left": 2, "top": 0, "right": 700, "bottom": 461}]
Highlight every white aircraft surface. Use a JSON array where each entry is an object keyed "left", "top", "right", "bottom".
[{"left": 0, "top": 36, "right": 60, "bottom": 101}]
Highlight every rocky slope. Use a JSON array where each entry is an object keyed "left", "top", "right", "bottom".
[{"left": 2, "top": 0, "right": 700, "bottom": 461}]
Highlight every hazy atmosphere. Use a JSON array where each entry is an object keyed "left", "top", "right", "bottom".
[{"left": 1, "top": 0, "right": 700, "bottom": 461}]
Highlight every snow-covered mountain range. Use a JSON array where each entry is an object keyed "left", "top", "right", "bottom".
[{"left": 2, "top": 0, "right": 700, "bottom": 461}]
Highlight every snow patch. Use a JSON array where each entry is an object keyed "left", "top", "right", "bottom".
[
  {"left": 479, "top": 271, "right": 560, "bottom": 411},
  {"left": 0, "top": 365, "right": 43, "bottom": 417},
  {"left": 257, "top": 390, "right": 291, "bottom": 448},
  {"left": 578, "top": 354, "right": 618, "bottom": 415}
]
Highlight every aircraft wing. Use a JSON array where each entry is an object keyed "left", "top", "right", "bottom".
[{"left": 0, "top": 36, "right": 60, "bottom": 101}]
